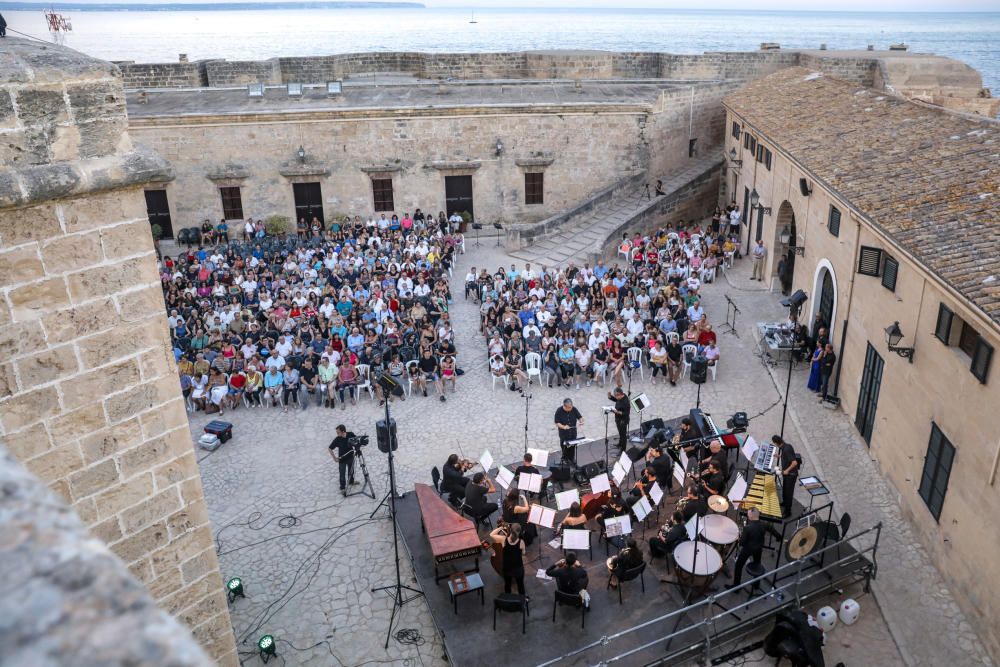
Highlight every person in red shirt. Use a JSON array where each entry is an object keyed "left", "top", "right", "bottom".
[
  {"left": 697, "top": 324, "right": 717, "bottom": 348},
  {"left": 227, "top": 369, "right": 247, "bottom": 409}
]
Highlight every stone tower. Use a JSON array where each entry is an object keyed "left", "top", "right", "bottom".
[{"left": 0, "top": 38, "right": 236, "bottom": 665}]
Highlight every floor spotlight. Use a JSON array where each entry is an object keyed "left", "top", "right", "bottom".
[
  {"left": 258, "top": 634, "right": 277, "bottom": 663},
  {"left": 226, "top": 577, "right": 245, "bottom": 603}
]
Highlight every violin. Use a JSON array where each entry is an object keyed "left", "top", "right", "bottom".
[{"left": 458, "top": 458, "right": 476, "bottom": 473}]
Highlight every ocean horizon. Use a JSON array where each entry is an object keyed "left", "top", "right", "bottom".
[{"left": 4, "top": 8, "right": 998, "bottom": 93}]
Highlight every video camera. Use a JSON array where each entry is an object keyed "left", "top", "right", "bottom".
[{"left": 348, "top": 434, "right": 369, "bottom": 450}]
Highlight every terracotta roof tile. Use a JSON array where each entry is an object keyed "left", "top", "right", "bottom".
[{"left": 725, "top": 67, "right": 1000, "bottom": 326}]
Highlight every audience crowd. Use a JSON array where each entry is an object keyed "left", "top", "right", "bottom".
[{"left": 162, "top": 213, "right": 466, "bottom": 416}]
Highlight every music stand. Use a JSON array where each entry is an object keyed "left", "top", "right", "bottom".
[
  {"left": 471, "top": 223, "right": 483, "bottom": 247},
  {"left": 629, "top": 393, "right": 651, "bottom": 445},
  {"left": 493, "top": 222, "right": 503, "bottom": 246}
]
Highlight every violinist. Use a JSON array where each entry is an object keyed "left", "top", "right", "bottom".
[
  {"left": 465, "top": 472, "right": 498, "bottom": 522},
  {"left": 502, "top": 489, "right": 536, "bottom": 545},
  {"left": 441, "top": 453, "right": 473, "bottom": 503}
]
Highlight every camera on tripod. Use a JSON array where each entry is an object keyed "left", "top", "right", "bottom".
[{"left": 348, "top": 434, "right": 369, "bottom": 450}]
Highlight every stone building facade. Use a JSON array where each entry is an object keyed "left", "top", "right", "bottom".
[
  {"left": 724, "top": 67, "right": 1000, "bottom": 659},
  {"left": 0, "top": 39, "right": 237, "bottom": 665}
]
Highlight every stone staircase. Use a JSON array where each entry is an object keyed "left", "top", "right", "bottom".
[{"left": 507, "top": 155, "right": 722, "bottom": 266}]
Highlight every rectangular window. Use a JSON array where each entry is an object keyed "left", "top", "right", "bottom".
[
  {"left": 918, "top": 423, "right": 955, "bottom": 521},
  {"left": 219, "top": 187, "right": 244, "bottom": 220},
  {"left": 881, "top": 255, "right": 898, "bottom": 291},
  {"left": 524, "top": 172, "right": 544, "bottom": 205},
  {"left": 372, "top": 178, "right": 394, "bottom": 212},
  {"left": 764, "top": 148, "right": 772, "bottom": 171},
  {"left": 857, "top": 246, "right": 882, "bottom": 277},
  {"left": 934, "top": 304, "right": 953, "bottom": 344},
  {"left": 971, "top": 338, "right": 993, "bottom": 384},
  {"left": 958, "top": 321, "right": 979, "bottom": 358},
  {"left": 731, "top": 121, "right": 741, "bottom": 139},
  {"left": 743, "top": 133, "right": 751, "bottom": 149},
  {"left": 688, "top": 138, "right": 698, "bottom": 157},
  {"left": 828, "top": 205, "right": 841, "bottom": 237}
]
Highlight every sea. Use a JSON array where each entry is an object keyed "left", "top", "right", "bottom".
[{"left": 3, "top": 8, "right": 999, "bottom": 93}]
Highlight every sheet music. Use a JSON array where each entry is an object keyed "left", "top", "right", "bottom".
[
  {"left": 649, "top": 483, "right": 664, "bottom": 507},
  {"left": 555, "top": 489, "right": 581, "bottom": 511},
  {"left": 672, "top": 461, "right": 686, "bottom": 487},
  {"left": 618, "top": 451, "right": 632, "bottom": 474},
  {"left": 561, "top": 528, "right": 590, "bottom": 550},
  {"left": 528, "top": 504, "right": 556, "bottom": 528},
  {"left": 685, "top": 514, "right": 699, "bottom": 541},
  {"left": 612, "top": 460, "right": 629, "bottom": 485},
  {"left": 741, "top": 436, "right": 759, "bottom": 463},
  {"left": 519, "top": 472, "right": 543, "bottom": 493},
  {"left": 495, "top": 465, "right": 514, "bottom": 490},
  {"left": 727, "top": 472, "right": 748, "bottom": 504},
  {"left": 605, "top": 515, "right": 632, "bottom": 537},
  {"left": 679, "top": 449, "right": 689, "bottom": 471},
  {"left": 479, "top": 449, "right": 494, "bottom": 473},
  {"left": 590, "top": 473, "right": 611, "bottom": 494},
  {"left": 536, "top": 568, "right": 553, "bottom": 581},
  {"left": 633, "top": 496, "right": 653, "bottom": 522},
  {"left": 526, "top": 447, "right": 549, "bottom": 468}
]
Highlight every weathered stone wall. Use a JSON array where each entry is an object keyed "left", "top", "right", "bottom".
[
  {"left": 799, "top": 53, "right": 877, "bottom": 87},
  {"left": 204, "top": 58, "right": 282, "bottom": 86},
  {"left": 112, "top": 60, "right": 209, "bottom": 89},
  {"left": 0, "top": 38, "right": 237, "bottom": 666},
  {"left": 658, "top": 51, "right": 800, "bottom": 80},
  {"left": 1, "top": 445, "right": 214, "bottom": 666}
]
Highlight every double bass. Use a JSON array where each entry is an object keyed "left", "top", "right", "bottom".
[{"left": 484, "top": 521, "right": 510, "bottom": 576}]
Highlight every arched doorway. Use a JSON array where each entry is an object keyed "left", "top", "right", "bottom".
[
  {"left": 811, "top": 260, "right": 837, "bottom": 342},
  {"left": 772, "top": 201, "right": 796, "bottom": 295}
]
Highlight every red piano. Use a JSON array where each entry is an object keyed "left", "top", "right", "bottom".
[{"left": 415, "top": 483, "right": 482, "bottom": 582}]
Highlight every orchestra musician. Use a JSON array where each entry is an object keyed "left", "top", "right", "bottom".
[
  {"left": 649, "top": 511, "right": 687, "bottom": 561},
  {"left": 515, "top": 451, "right": 548, "bottom": 497},
  {"left": 696, "top": 460, "right": 725, "bottom": 498},
  {"left": 557, "top": 501, "right": 588, "bottom": 534},
  {"left": 675, "top": 418, "right": 695, "bottom": 452},
  {"left": 599, "top": 493, "right": 628, "bottom": 549},
  {"left": 489, "top": 523, "right": 528, "bottom": 595},
  {"left": 554, "top": 398, "right": 585, "bottom": 465},
  {"left": 699, "top": 440, "right": 728, "bottom": 478},
  {"left": 773, "top": 435, "right": 800, "bottom": 517},
  {"left": 731, "top": 507, "right": 767, "bottom": 588},
  {"left": 608, "top": 386, "right": 631, "bottom": 451},
  {"left": 464, "top": 472, "right": 498, "bottom": 522},
  {"left": 679, "top": 485, "right": 708, "bottom": 521},
  {"left": 501, "top": 489, "right": 536, "bottom": 545},
  {"left": 545, "top": 552, "right": 591, "bottom": 609},
  {"left": 627, "top": 467, "right": 657, "bottom": 508},
  {"left": 646, "top": 446, "right": 675, "bottom": 492},
  {"left": 441, "top": 453, "right": 474, "bottom": 503},
  {"left": 607, "top": 538, "right": 644, "bottom": 588}
]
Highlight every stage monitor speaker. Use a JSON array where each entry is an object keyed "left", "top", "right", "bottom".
[
  {"left": 376, "top": 372, "right": 405, "bottom": 398},
  {"left": 641, "top": 418, "right": 665, "bottom": 436},
  {"left": 799, "top": 178, "right": 811, "bottom": 197},
  {"left": 581, "top": 460, "right": 607, "bottom": 479},
  {"left": 690, "top": 356, "right": 708, "bottom": 384},
  {"left": 376, "top": 418, "right": 398, "bottom": 452},
  {"left": 550, "top": 463, "right": 572, "bottom": 483},
  {"left": 780, "top": 289, "right": 808, "bottom": 310}
]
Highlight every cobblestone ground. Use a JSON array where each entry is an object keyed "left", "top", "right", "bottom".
[{"left": 189, "top": 232, "right": 990, "bottom": 667}]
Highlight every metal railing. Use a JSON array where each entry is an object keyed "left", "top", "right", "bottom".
[{"left": 536, "top": 522, "right": 882, "bottom": 667}]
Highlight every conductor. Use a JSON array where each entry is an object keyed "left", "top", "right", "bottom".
[
  {"left": 608, "top": 386, "right": 631, "bottom": 451},
  {"left": 554, "top": 398, "right": 584, "bottom": 465},
  {"left": 328, "top": 424, "right": 359, "bottom": 496}
]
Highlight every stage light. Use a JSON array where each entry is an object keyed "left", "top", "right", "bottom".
[
  {"left": 258, "top": 634, "right": 277, "bottom": 663},
  {"left": 226, "top": 576, "right": 244, "bottom": 603}
]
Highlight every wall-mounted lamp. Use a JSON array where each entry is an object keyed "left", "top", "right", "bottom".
[
  {"left": 297, "top": 146, "right": 306, "bottom": 163},
  {"left": 750, "top": 188, "right": 771, "bottom": 216},
  {"left": 728, "top": 147, "right": 743, "bottom": 167},
  {"left": 884, "top": 321, "right": 915, "bottom": 363},
  {"left": 495, "top": 139, "right": 504, "bottom": 156},
  {"left": 780, "top": 225, "right": 806, "bottom": 256}
]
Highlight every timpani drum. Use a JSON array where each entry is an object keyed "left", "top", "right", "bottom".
[
  {"left": 672, "top": 540, "right": 723, "bottom": 593},
  {"left": 699, "top": 514, "right": 740, "bottom": 561}
]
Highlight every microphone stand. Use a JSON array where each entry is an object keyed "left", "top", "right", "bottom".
[{"left": 519, "top": 387, "right": 531, "bottom": 456}]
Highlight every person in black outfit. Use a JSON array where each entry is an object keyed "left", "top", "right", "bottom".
[
  {"left": 327, "top": 424, "right": 358, "bottom": 495},
  {"left": 819, "top": 343, "right": 836, "bottom": 400},
  {"left": 773, "top": 435, "right": 800, "bottom": 517},
  {"left": 514, "top": 452, "right": 547, "bottom": 498},
  {"left": 699, "top": 440, "right": 728, "bottom": 479},
  {"left": 696, "top": 461, "right": 725, "bottom": 499},
  {"left": 732, "top": 508, "right": 767, "bottom": 587},
  {"left": 441, "top": 453, "right": 471, "bottom": 503},
  {"left": 464, "top": 472, "right": 498, "bottom": 521},
  {"left": 647, "top": 446, "right": 674, "bottom": 492},
  {"left": 608, "top": 386, "right": 631, "bottom": 451},
  {"left": 545, "top": 552, "right": 590, "bottom": 608},
  {"left": 649, "top": 511, "right": 687, "bottom": 560},
  {"left": 608, "top": 538, "right": 644, "bottom": 587},
  {"left": 492, "top": 523, "right": 528, "bottom": 596},
  {"left": 680, "top": 485, "right": 708, "bottom": 521},
  {"left": 0, "top": 13, "right": 7, "bottom": 38},
  {"left": 554, "top": 398, "right": 584, "bottom": 465}
]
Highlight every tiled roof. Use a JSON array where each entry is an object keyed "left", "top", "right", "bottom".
[{"left": 724, "top": 67, "right": 1000, "bottom": 327}]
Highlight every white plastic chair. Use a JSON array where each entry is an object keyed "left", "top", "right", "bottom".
[
  {"left": 617, "top": 242, "right": 632, "bottom": 263},
  {"left": 593, "top": 363, "right": 608, "bottom": 387},
  {"left": 405, "top": 360, "right": 419, "bottom": 396},
  {"left": 666, "top": 332, "right": 680, "bottom": 344},
  {"left": 681, "top": 344, "right": 697, "bottom": 378},
  {"left": 354, "top": 364, "right": 374, "bottom": 400},
  {"left": 626, "top": 346, "right": 645, "bottom": 380},
  {"left": 525, "top": 352, "right": 542, "bottom": 386},
  {"left": 490, "top": 355, "right": 509, "bottom": 391}
]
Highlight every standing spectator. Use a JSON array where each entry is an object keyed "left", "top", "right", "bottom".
[
  {"left": 819, "top": 342, "right": 836, "bottom": 400},
  {"left": 751, "top": 240, "right": 767, "bottom": 281}
]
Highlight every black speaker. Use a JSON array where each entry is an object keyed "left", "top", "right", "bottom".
[
  {"left": 641, "top": 418, "right": 665, "bottom": 436},
  {"left": 550, "top": 463, "right": 572, "bottom": 483},
  {"left": 731, "top": 411, "right": 749, "bottom": 431},
  {"left": 377, "top": 372, "right": 405, "bottom": 398},
  {"left": 581, "top": 460, "right": 607, "bottom": 479},
  {"left": 780, "top": 289, "right": 808, "bottom": 310},
  {"left": 376, "top": 418, "right": 397, "bottom": 452},
  {"left": 799, "top": 178, "right": 811, "bottom": 197},
  {"left": 690, "top": 356, "right": 708, "bottom": 384}
]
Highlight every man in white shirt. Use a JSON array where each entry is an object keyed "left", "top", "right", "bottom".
[
  {"left": 751, "top": 240, "right": 767, "bottom": 281},
  {"left": 687, "top": 300, "right": 705, "bottom": 323},
  {"left": 319, "top": 297, "right": 336, "bottom": 319},
  {"left": 275, "top": 335, "right": 293, "bottom": 359},
  {"left": 265, "top": 352, "right": 286, "bottom": 372},
  {"left": 448, "top": 212, "right": 463, "bottom": 230},
  {"left": 574, "top": 346, "right": 593, "bottom": 388},
  {"left": 522, "top": 318, "right": 541, "bottom": 340},
  {"left": 522, "top": 263, "right": 535, "bottom": 281},
  {"left": 625, "top": 313, "right": 645, "bottom": 344}
]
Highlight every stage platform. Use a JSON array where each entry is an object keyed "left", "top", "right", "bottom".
[{"left": 395, "top": 417, "right": 878, "bottom": 666}]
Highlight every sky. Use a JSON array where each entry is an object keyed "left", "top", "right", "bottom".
[{"left": 7, "top": 0, "right": 999, "bottom": 8}]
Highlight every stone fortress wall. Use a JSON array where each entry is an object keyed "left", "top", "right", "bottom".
[{"left": 0, "top": 38, "right": 238, "bottom": 666}]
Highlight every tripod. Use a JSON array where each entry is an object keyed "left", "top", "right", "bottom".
[
  {"left": 345, "top": 447, "right": 376, "bottom": 499},
  {"left": 370, "top": 400, "right": 423, "bottom": 648}
]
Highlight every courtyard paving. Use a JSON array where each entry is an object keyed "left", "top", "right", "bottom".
[{"left": 188, "top": 232, "right": 990, "bottom": 667}]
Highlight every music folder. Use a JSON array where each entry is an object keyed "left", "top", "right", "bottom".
[
  {"left": 495, "top": 465, "right": 515, "bottom": 490},
  {"left": 612, "top": 460, "right": 629, "bottom": 485},
  {"left": 727, "top": 472, "right": 748, "bottom": 504},
  {"left": 741, "top": 436, "right": 759, "bottom": 463},
  {"left": 526, "top": 447, "right": 549, "bottom": 467},
  {"left": 684, "top": 514, "right": 699, "bottom": 541},
  {"left": 555, "top": 489, "right": 581, "bottom": 511},
  {"left": 479, "top": 449, "right": 494, "bottom": 472},
  {"left": 679, "top": 449, "right": 689, "bottom": 471},
  {"left": 633, "top": 496, "right": 653, "bottom": 522},
  {"left": 590, "top": 473, "right": 612, "bottom": 494},
  {"left": 528, "top": 504, "right": 556, "bottom": 529},
  {"left": 672, "top": 461, "right": 686, "bottom": 487},
  {"left": 605, "top": 515, "right": 632, "bottom": 537},
  {"left": 649, "top": 482, "right": 664, "bottom": 507},
  {"left": 562, "top": 528, "right": 590, "bottom": 550},
  {"left": 519, "top": 472, "right": 543, "bottom": 493}
]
